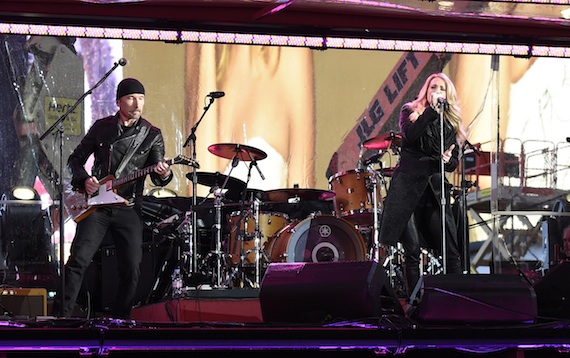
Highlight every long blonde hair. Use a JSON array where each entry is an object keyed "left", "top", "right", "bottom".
[{"left": 408, "top": 73, "right": 466, "bottom": 143}]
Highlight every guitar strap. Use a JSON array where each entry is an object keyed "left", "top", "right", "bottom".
[{"left": 114, "top": 120, "right": 151, "bottom": 179}]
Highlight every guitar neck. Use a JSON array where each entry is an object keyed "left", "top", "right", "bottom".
[{"left": 113, "top": 158, "right": 173, "bottom": 188}]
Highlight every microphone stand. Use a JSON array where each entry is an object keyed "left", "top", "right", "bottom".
[
  {"left": 39, "top": 59, "right": 124, "bottom": 317},
  {"left": 438, "top": 102, "right": 447, "bottom": 275},
  {"left": 183, "top": 95, "right": 216, "bottom": 278}
]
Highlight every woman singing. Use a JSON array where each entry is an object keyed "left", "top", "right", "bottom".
[{"left": 379, "top": 72, "right": 465, "bottom": 297}]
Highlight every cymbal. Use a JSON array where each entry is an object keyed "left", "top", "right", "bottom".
[
  {"left": 187, "top": 171, "right": 246, "bottom": 192},
  {"left": 262, "top": 188, "right": 336, "bottom": 203},
  {"left": 208, "top": 143, "right": 267, "bottom": 161},
  {"left": 362, "top": 132, "right": 402, "bottom": 150}
]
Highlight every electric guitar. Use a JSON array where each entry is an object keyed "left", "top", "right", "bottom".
[{"left": 64, "top": 155, "right": 199, "bottom": 223}]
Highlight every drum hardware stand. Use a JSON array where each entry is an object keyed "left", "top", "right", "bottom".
[
  {"left": 251, "top": 197, "right": 263, "bottom": 288},
  {"left": 366, "top": 165, "right": 384, "bottom": 262},
  {"left": 177, "top": 211, "right": 194, "bottom": 278},
  {"left": 204, "top": 175, "right": 234, "bottom": 288},
  {"left": 224, "top": 206, "right": 253, "bottom": 288},
  {"left": 383, "top": 243, "right": 406, "bottom": 298},
  {"left": 420, "top": 247, "right": 443, "bottom": 276}
]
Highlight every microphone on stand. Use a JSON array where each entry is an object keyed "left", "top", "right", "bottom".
[
  {"left": 117, "top": 58, "right": 128, "bottom": 66},
  {"left": 207, "top": 91, "right": 225, "bottom": 98},
  {"left": 231, "top": 155, "right": 239, "bottom": 168},
  {"left": 464, "top": 139, "right": 481, "bottom": 156},
  {"left": 251, "top": 158, "right": 265, "bottom": 180}
]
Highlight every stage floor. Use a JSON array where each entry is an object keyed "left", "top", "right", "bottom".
[{"left": 0, "top": 285, "right": 569, "bottom": 358}]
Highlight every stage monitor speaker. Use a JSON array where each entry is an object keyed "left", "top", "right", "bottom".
[
  {"left": 534, "top": 261, "right": 570, "bottom": 319},
  {"left": 259, "top": 260, "right": 403, "bottom": 323},
  {"left": 413, "top": 274, "right": 537, "bottom": 324},
  {"left": 0, "top": 288, "right": 47, "bottom": 318}
]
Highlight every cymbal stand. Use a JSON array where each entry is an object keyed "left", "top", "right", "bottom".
[
  {"left": 206, "top": 169, "right": 233, "bottom": 288},
  {"left": 252, "top": 197, "right": 262, "bottom": 288},
  {"left": 210, "top": 184, "right": 227, "bottom": 288},
  {"left": 246, "top": 149, "right": 265, "bottom": 288},
  {"left": 366, "top": 165, "right": 383, "bottom": 262}
]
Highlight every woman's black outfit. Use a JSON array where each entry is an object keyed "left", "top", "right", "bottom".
[
  {"left": 379, "top": 105, "right": 462, "bottom": 295},
  {"left": 62, "top": 113, "right": 172, "bottom": 318}
]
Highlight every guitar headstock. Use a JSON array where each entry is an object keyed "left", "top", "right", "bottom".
[{"left": 169, "top": 155, "right": 200, "bottom": 169}]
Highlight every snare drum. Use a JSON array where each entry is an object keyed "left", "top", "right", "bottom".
[
  {"left": 267, "top": 215, "right": 366, "bottom": 263},
  {"left": 227, "top": 211, "right": 289, "bottom": 265},
  {"left": 328, "top": 169, "right": 383, "bottom": 225}
]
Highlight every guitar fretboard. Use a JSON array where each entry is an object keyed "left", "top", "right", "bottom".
[{"left": 112, "top": 158, "right": 174, "bottom": 188}]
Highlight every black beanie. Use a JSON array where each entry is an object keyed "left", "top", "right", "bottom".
[{"left": 116, "top": 78, "right": 145, "bottom": 100}]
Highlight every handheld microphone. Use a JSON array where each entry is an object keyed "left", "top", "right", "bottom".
[
  {"left": 437, "top": 97, "right": 448, "bottom": 105},
  {"left": 118, "top": 58, "right": 128, "bottom": 66},
  {"left": 207, "top": 91, "right": 225, "bottom": 98}
]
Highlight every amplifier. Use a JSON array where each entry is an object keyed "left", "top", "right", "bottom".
[{"left": 0, "top": 288, "right": 47, "bottom": 318}]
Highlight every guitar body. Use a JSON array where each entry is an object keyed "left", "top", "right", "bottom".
[
  {"left": 65, "top": 175, "right": 128, "bottom": 223},
  {"left": 63, "top": 155, "right": 198, "bottom": 223}
]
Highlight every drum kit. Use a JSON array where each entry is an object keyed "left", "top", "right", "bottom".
[{"left": 147, "top": 132, "right": 440, "bottom": 297}]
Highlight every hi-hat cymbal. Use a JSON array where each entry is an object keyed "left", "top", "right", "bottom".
[
  {"left": 187, "top": 171, "right": 246, "bottom": 192},
  {"left": 362, "top": 132, "right": 402, "bottom": 150},
  {"left": 208, "top": 143, "right": 267, "bottom": 161},
  {"left": 262, "top": 188, "right": 336, "bottom": 203}
]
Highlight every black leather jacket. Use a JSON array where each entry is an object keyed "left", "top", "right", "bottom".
[{"left": 68, "top": 113, "right": 172, "bottom": 206}]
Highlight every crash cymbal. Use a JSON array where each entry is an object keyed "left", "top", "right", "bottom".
[
  {"left": 262, "top": 188, "right": 336, "bottom": 203},
  {"left": 187, "top": 171, "right": 246, "bottom": 192},
  {"left": 362, "top": 132, "right": 402, "bottom": 150},
  {"left": 208, "top": 143, "right": 267, "bottom": 161}
]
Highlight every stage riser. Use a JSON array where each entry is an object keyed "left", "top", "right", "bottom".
[{"left": 131, "top": 297, "right": 263, "bottom": 323}]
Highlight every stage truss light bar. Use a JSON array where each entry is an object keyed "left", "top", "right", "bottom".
[
  {"left": 0, "top": 22, "right": 179, "bottom": 41},
  {"left": 324, "top": 37, "right": 530, "bottom": 56},
  {"left": 532, "top": 45, "right": 570, "bottom": 57},
  {"left": 0, "top": 22, "right": 567, "bottom": 57}
]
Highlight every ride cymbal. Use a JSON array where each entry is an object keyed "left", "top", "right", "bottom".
[{"left": 208, "top": 143, "right": 267, "bottom": 161}]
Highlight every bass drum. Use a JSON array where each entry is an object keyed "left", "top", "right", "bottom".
[{"left": 267, "top": 215, "right": 367, "bottom": 263}]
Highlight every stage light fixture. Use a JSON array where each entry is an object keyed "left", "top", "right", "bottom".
[{"left": 11, "top": 186, "right": 38, "bottom": 201}]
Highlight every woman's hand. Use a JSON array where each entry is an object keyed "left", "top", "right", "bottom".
[{"left": 442, "top": 144, "right": 455, "bottom": 164}]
